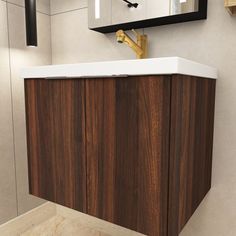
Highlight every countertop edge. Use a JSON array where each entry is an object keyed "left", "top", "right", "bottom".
[{"left": 20, "top": 57, "right": 218, "bottom": 80}]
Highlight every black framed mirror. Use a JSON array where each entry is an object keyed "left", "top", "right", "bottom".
[{"left": 88, "top": 0, "right": 207, "bottom": 33}]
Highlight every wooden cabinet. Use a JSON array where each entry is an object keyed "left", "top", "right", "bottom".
[
  {"left": 85, "top": 77, "right": 170, "bottom": 235},
  {"left": 25, "top": 80, "right": 87, "bottom": 211},
  {"left": 24, "top": 75, "right": 216, "bottom": 236}
]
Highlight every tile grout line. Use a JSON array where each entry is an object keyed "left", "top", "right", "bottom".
[
  {"left": 50, "top": 6, "right": 88, "bottom": 64},
  {"left": 51, "top": 6, "right": 88, "bottom": 16},
  {"left": 4, "top": 1, "right": 86, "bottom": 17},
  {"left": 5, "top": 1, "right": 50, "bottom": 16},
  {"left": 5, "top": 1, "right": 19, "bottom": 216}
]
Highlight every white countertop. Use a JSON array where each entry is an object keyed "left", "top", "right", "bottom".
[{"left": 21, "top": 57, "right": 218, "bottom": 80}]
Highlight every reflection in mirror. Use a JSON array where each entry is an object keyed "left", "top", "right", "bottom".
[
  {"left": 171, "top": 0, "right": 199, "bottom": 15},
  {"left": 88, "top": 0, "right": 204, "bottom": 32}
]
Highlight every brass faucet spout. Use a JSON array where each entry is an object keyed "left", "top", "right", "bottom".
[{"left": 116, "top": 29, "right": 148, "bottom": 59}]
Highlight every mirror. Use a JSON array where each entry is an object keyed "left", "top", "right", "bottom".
[{"left": 88, "top": 0, "right": 207, "bottom": 33}]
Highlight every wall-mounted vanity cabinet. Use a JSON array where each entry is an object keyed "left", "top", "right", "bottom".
[{"left": 22, "top": 58, "right": 217, "bottom": 236}]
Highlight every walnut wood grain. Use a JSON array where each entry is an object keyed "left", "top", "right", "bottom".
[
  {"left": 24, "top": 75, "right": 216, "bottom": 236},
  {"left": 85, "top": 76, "right": 171, "bottom": 236},
  {"left": 24, "top": 79, "right": 87, "bottom": 212},
  {"left": 85, "top": 78, "right": 116, "bottom": 221},
  {"left": 168, "top": 75, "right": 216, "bottom": 236}
]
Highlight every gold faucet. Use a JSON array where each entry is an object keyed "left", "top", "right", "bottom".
[{"left": 116, "top": 29, "right": 148, "bottom": 59}]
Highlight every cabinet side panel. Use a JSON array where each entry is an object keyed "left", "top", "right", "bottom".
[
  {"left": 86, "top": 76, "right": 171, "bottom": 236},
  {"left": 168, "top": 76, "right": 216, "bottom": 236},
  {"left": 24, "top": 79, "right": 87, "bottom": 212},
  {"left": 137, "top": 77, "right": 171, "bottom": 236}
]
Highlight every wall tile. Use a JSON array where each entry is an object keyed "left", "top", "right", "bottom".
[
  {"left": 51, "top": 8, "right": 136, "bottom": 64},
  {"left": 7, "top": 0, "right": 50, "bottom": 15},
  {"left": 180, "top": 187, "right": 236, "bottom": 236},
  {"left": 7, "top": 3, "right": 52, "bottom": 215},
  {"left": 50, "top": 0, "right": 87, "bottom": 15},
  {"left": 0, "top": 0, "right": 18, "bottom": 224}
]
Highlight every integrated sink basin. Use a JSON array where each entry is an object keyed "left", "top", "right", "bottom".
[{"left": 21, "top": 57, "right": 218, "bottom": 79}]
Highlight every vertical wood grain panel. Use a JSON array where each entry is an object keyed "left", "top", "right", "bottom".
[
  {"left": 114, "top": 77, "right": 139, "bottom": 230},
  {"left": 86, "top": 78, "right": 116, "bottom": 221},
  {"left": 86, "top": 76, "right": 171, "bottom": 236},
  {"left": 24, "top": 75, "right": 216, "bottom": 236},
  {"left": 137, "top": 77, "right": 170, "bottom": 236},
  {"left": 168, "top": 76, "right": 216, "bottom": 236},
  {"left": 24, "top": 79, "right": 86, "bottom": 212}
]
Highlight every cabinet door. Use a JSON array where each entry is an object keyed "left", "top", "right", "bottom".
[
  {"left": 86, "top": 76, "right": 171, "bottom": 236},
  {"left": 25, "top": 79, "right": 86, "bottom": 212}
]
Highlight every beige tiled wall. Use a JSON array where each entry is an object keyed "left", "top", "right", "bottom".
[
  {"left": 50, "top": 0, "right": 87, "bottom": 15},
  {"left": 50, "top": 0, "right": 236, "bottom": 235},
  {"left": 7, "top": 0, "right": 50, "bottom": 14},
  {"left": 0, "top": 0, "right": 51, "bottom": 224},
  {"left": 51, "top": 8, "right": 135, "bottom": 64},
  {"left": 7, "top": 3, "right": 52, "bottom": 215},
  {"left": 0, "top": 0, "right": 17, "bottom": 224}
]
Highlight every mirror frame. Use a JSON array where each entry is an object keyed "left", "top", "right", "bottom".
[{"left": 89, "top": 0, "right": 207, "bottom": 33}]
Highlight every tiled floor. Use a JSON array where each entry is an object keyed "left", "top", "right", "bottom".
[
  {"left": 0, "top": 203, "right": 144, "bottom": 236},
  {"left": 21, "top": 215, "right": 110, "bottom": 236}
]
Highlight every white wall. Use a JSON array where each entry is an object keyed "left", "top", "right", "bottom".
[
  {"left": 50, "top": 0, "right": 236, "bottom": 235},
  {"left": 0, "top": 0, "right": 51, "bottom": 224}
]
